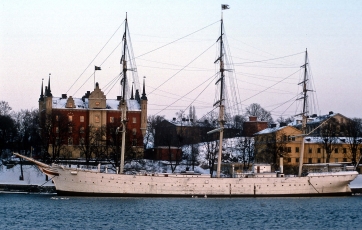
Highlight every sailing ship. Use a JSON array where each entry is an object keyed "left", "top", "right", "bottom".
[{"left": 15, "top": 11, "right": 358, "bottom": 197}]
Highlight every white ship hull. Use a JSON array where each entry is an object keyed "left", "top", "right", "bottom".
[
  {"left": 46, "top": 165, "right": 357, "bottom": 197},
  {"left": 15, "top": 154, "right": 358, "bottom": 197}
]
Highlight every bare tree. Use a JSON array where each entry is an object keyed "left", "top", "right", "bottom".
[
  {"left": 76, "top": 125, "right": 106, "bottom": 167},
  {"left": 255, "top": 131, "right": 289, "bottom": 171},
  {"left": 244, "top": 103, "right": 274, "bottom": 125},
  {"left": 343, "top": 118, "right": 362, "bottom": 166},
  {"left": 318, "top": 117, "right": 340, "bottom": 163},
  {"left": 184, "top": 143, "right": 199, "bottom": 171},
  {"left": 144, "top": 115, "right": 165, "bottom": 149},
  {"left": 276, "top": 116, "right": 295, "bottom": 125},
  {"left": 0, "top": 113, "right": 16, "bottom": 158},
  {"left": 49, "top": 111, "right": 74, "bottom": 161},
  {"left": 237, "top": 137, "right": 254, "bottom": 171},
  {"left": 0, "top": 101, "right": 12, "bottom": 116}
]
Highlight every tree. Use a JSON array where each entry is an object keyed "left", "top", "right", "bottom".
[
  {"left": 49, "top": 111, "right": 74, "bottom": 161},
  {"left": 318, "top": 117, "right": 340, "bottom": 163},
  {"left": 232, "top": 114, "right": 246, "bottom": 130},
  {"left": 188, "top": 105, "right": 197, "bottom": 121},
  {"left": 184, "top": 143, "right": 200, "bottom": 171},
  {"left": 200, "top": 111, "right": 220, "bottom": 177},
  {"left": 343, "top": 118, "right": 362, "bottom": 166},
  {"left": 13, "top": 109, "right": 41, "bottom": 157},
  {"left": 244, "top": 103, "right": 274, "bottom": 125},
  {"left": 236, "top": 137, "right": 254, "bottom": 171},
  {"left": 276, "top": 116, "right": 294, "bottom": 125},
  {"left": 0, "top": 101, "right": 12, "bottom": 116},
  {"left": 0, "top": 114, "right": 16, "bottom": 157},
  {"left": 76, "top": 125, "right": 106, "bottom": 167},
  {"left": 255, "top": 131, "right": 289, "bottom": 171},
  {"left": 144, "top": 115, "right": 165, "bottom": 149}
]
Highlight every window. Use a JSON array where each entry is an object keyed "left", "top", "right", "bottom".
[
  {"left": 68, "top": 127, "right": 72, "bottom": 133},
  {"left": 80, "top": 116, "right": 84, "bottom": 122},
  {"left": 132, "top": 117, "right": 137, "bottom": 123},
  {"left": 335, "top": 158, "right": 338, "bottom": 163},
  {"left": 287, "top": 147, "right": 291, "bottom": 153},
  {"left": 308, "top": 158, "right": 312, "bottom": 164},
  {"left": 295, "top": 147, "right": 299, "bottom": 153},
  {"left": 132, "top": 139, "right": 137, "bottom": 146},
  {"left": 55, "top": 127, "right": 59, "bottom": 133},
  {"left": 335, "top": 148, "right": 338, "bottom": 153},
  {"left": 308, "top": 148, "right": 312, "bottom": 154},
  {"left": 110, "top": 117, "right": 114, "bottom": 123},
  {"left": 56, "top": 115, "right": 59, "bottom": 121},
  {"left": 317, "top": 148, "right": 321, "bottom": 154},
  {"left": 68, "top": 115, "right": 73, "bottom": 122},
  {"left": 55, "top": 137, "right": 59, "bottom": 145},
  {"left": 291, "top": 136, "right": 295, "bottom": 141},
  {"left": 317, "top": 158, "right": 321, "bottom": 163},
  {"left": 343, "top": 158, "right": 347, "bottom": 162},
  {"left": 343, "top": 148, "right": 347, "bottom": 154},
  {"left": 95, "top": 115, "right": 100, "bottom": 123},
  {"left": 95, "top": 102, "right": 100, "bottom": 106},
  {"left": 68, "top": 137, "right": 73, "bottom": 145},
  {"left": 287, "top": 158, "right": 291, "bottom": 163},
  {"left": 80, "top": 127, "right": 84, "bottom": 133},
  {"left": 80, "top": 138, "right": 85, "bottom": 145},
  {"left": 296, "top": 158, "right": 299, "bottom": 163},
  {"left": 132, "top": 128, "right": 137, "bottom": 136}
]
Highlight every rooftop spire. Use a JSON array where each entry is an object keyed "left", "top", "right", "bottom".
[
  {"left": 47, "top": 73, "right": 52, "bottom": 96},
  {"left": 141, "top": 76, "right": 147, "bottom": 100},
  {"left": 39, "top": 78, "right": 44, "bottom": 101},
  {"left": 130, "top": 83, "right": 134, "bottom": 100}
]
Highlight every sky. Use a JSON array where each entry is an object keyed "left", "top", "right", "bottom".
[{"left": 1, "top": 0, "right": 362, "bottom": 121}]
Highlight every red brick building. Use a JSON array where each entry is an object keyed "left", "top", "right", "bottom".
[
  {"left": 243, "top": 116, "right": 268, "bottom": 137},
  {"left": 39, "top": 77, "right": 147, "bottom": 159}
]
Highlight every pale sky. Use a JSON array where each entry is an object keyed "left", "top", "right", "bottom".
[{"left": 1, "top": 0, "right": 362, "bottom": 120}]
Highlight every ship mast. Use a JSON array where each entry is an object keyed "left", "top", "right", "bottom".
[
  {"left": 119, "top": 14, "right": 128, "bottom": 174},
  {"left": 214, "top": 12, "right": 226, "bottom": 178},
  {"left": 298, "top": 49, "right": 309, "bottom": 177}
]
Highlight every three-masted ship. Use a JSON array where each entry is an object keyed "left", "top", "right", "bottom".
[{"left": 15, "top": 10, "right": 358, "bottom": 197}]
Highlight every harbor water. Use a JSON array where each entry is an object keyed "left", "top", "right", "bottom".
[{"left": 1, "top": 193, "right": 361, "bottom": 229}]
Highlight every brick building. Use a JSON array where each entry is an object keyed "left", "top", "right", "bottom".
[{"left": 38, "top": 77, "right": 147, "bottom": 159}]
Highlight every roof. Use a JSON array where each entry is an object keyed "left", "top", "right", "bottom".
[
  {"left": 254, "top": 125, "right": 302, "bottom": 136},
  {"left": 51, "top": 97, "right": 141, "bottom": 111}
]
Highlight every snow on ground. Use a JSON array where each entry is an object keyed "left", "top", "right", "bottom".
[
  {"left": 350, "top": 175, "right": 362, "bottom": 188},
  {"left": 0, "top": 164, "right": 54, "bottom": 186}
]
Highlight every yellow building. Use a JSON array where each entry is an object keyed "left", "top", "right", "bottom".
[{"left": 254, "top": 123, "right": 362, "bottom": 174}]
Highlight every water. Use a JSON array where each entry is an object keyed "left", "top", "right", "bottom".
[{"left": 1, "top": 194, "right": 361, "bottom": 230}]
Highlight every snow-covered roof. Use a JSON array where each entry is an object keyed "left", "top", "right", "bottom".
[
  {"left": 290, "top": 112, "right": 347, "bottom": 126},
  {"left": 51, "top": 97, "right": 140, "bottom": 111},
  {"left": 303, "top": 136, "right": 356, "bottom": 144},
  {"left": 254, "top": 126, "right": 284, "bottom": 135}
]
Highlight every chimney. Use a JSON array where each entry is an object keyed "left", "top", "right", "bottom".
[
  {"left": 280, "top": 122, "right": 287, "bottom": 127},
  {"left": 329, "top": 111, "right": 334, "bottom": 115},
  {"left": 117, "top": 96, "right": 122, "bottom": 101},
  {"left": 249, "top": 116, "right": 257, "bottom": 122},
  {"left": 173, "top": 117, "right": 176, "bottom": 121},
  {"left": 62, "top": 94, "right": 67, "bottom": 99}
]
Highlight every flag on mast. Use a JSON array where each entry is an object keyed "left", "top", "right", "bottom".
[
  {"left": 95, "top": 66, "right": 101, "bottom": 71},
  {"left": 221, "top": 4, "right": 230, "bottom": 10}
]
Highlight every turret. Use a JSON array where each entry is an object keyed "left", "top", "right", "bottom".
[
  {"left": 140, "top": 77, "right": 148, "bottom": 137},
  {"left": 38, "top": 79, "right": 44, "bottom": 111},
  {"left": 45, "top": 74, "right": 53, "bottom": 115}
]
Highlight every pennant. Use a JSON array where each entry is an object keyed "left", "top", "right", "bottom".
[
  {"left": 95, "top": 66, "right": 101, "bottom": 71},
  {"left": 222, "top": 4, "right": 230, "bottom": 10}
]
